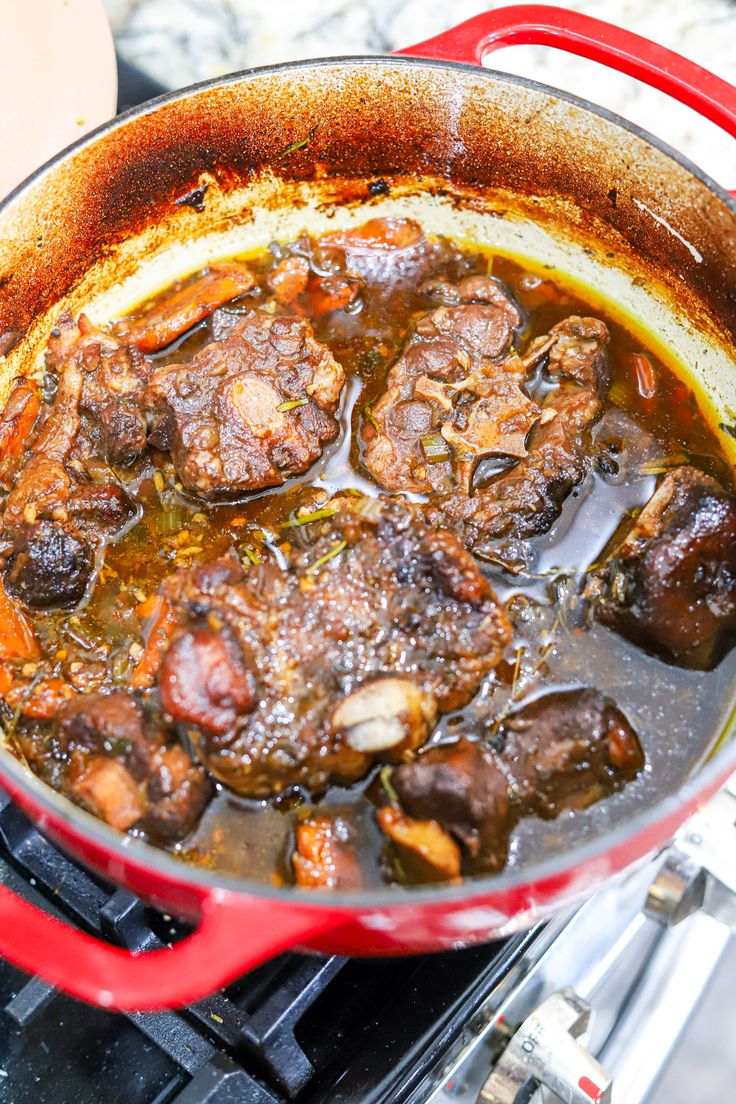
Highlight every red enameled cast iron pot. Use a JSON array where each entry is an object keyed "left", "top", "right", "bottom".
[{"left": 1, "top": 6, "right": 736, "bottom": 1011}]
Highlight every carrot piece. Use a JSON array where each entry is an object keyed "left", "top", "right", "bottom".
[
  {"left": 377, "top": 806, "right": 461, "bottom": 884},
  {"left": 320, "top": 217, "right": 423, "bottom": 252},
  {"left": 292, "top": 816, "right": 362, "bottom": 889},
  {"left": 0, "top": 378, "right": 41, "bottom": 461},
  {"left": 0, "top": 576, "right": 40, "bottom": 661},
  {"left": 306, "top": 275, "right": 357, "bottom": 317},
  {"left": 7, "top": 678, "right": 75, "bottom": 720},
  {"left": 267, "top": 256, "right": 310, "bottom": 304},
  {"left": 132, "top": 595, "right": 178, "bottom": 689},
  {"left": 631, "top": 353, "right": 657, "bottom": 400},
  {"left": 124, "top": 262, "right": 255, "bottom": 353},
  {"left": 134, "top": 594, "right": 161, "bottom": 621},
  {"left": 0, "top": 662, "right": 13, "bottom": 698}
]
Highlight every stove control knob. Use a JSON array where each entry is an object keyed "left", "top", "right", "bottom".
[{"left": 478, "top": 988, "right": 612, "bottom": 1104}]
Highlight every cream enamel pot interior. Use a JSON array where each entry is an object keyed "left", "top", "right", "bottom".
[{"left": 0, "top": 6, "right": 736, "bottom": 1011}]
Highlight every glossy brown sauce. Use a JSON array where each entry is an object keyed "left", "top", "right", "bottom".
[{"left": 15, "top": 234, "right": 736, "bottom": 887}]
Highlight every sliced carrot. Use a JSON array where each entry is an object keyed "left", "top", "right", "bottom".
[
  {"left": 267, "top": 256, "right": 309, "bottom": 304},
  {"left": 132, "top": 595, "right": 178, "bottom": 689},
  {"left": 292, "top": 816, "right": 362, "bottom": 889},
  {"left": 306, "top": 275, "right": 357, "bottom": 317},
  {"left": 0, "top": 576, "right": 40, "bottom": 661},
  {"left": 134, "top": 593, "right": 161, "bottom": 621},
  {"left": 0, "top": 378, "right": 41, "bottom": 461},
  {"left": 124, "top": 262, "right": 256, "bottom": 353},
  {"left": 631, "top": 353, "right": 657, "bottom": 400},
  {"left": 319, "top": 217, "right": 423, "bottom": 252},
  {"left": 7, "top": 678, "right": 75, "bottom": 720}
]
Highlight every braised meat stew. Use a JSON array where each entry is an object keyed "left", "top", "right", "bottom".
[{"left": 1, "top": 216, "right": 734, "bottom": 890}]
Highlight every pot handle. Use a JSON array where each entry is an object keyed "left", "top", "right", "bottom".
[
  {"left": 395, "top": 4, "right": 736, "bottom": 193},
  {"left": 0, "top": 880, "right": 333, "bottom": 1010}
]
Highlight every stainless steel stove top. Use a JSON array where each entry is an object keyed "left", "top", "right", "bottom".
[{"left": 419, "top": 782, "right": 736, "bottom": 1104}]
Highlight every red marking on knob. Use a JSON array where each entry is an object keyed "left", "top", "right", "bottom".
[{"left": 579, "top": 1076, "right": 604, "bottom": 1102}]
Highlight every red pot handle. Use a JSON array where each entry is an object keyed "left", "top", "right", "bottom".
[
  {"left": 0, "top": 880, "right": 332, "bottom": 1010},
  {"left": 395, "top": 4, "right": 736, "bottom": 196}
]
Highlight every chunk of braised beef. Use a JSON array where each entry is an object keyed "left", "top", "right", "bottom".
[
  {"left": 428, "top": 316, "right": 610, "bottom": 551},
  {"left": 57, "top": 692, "right": 152, "bottom": 778},
  {"left": 362, "top": 275, "right": 536, "bottom": 496},
  {"left": 45, "top": 311, "right": 151, "bottom": 466},
  {"left": 1, "top": 460, "right": 135, "bottom": 609},
  {"left": 392, "top": 738, "right": 514, "bottom": 873},
  {"left": 0, "top": 314, "right": 141, "bottom": 610},
  {"left": 158, "top": 627, "right": 257, "bottom": 735},
  {"left": 142, "top": 310, "right": 345, "bottom": 498},
  {"left": 590, "top": 465, "right": 736, "bottom": 668},
  {"left": 389, "top": 686, "right": 643, "bottom": 879},
  {"left": 56, "top": 691, "right": 211, "bottom": 840},
  {"left": 143, "top": 744, "right": 212, "bottom": 841},
  {"left": 146, "top": 496, "right": 510, "bottom": 798},
  {"left": 498, "top": 688, "right": 644, "bottom": 818}
]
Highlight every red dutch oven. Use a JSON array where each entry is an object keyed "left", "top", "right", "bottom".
[{"left": 1, "top": 5, "right": 736, "bottom": 1011}]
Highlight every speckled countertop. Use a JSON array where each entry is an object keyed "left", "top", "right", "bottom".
[{"left": 104, "top": 0, "right": 736, "bottom": 186}]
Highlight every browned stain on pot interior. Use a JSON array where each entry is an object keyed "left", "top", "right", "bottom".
[{"left": 0, "top": 59, "right": 735, "bottom": 371}]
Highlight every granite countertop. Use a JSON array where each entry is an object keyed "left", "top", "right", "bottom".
[{"left": 104, "top": 0, "right": 736, "bottom": 187}]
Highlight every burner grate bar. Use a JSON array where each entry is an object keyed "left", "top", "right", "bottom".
[
  {"left": 4, "top": 976, "right": 56, "bottom": 1026},
  {"left": 239, "top": 956, "right": 346, "bottom": 1097},
  {"left": 186, "top": 992, "right": 250, "bottom": 1049},
  {"left": 172, "top": 1052, "right": 281, "bottom": 1104},
  {"left": 128, "top": 1010, "right": 219, "bottom": 1077},
  {"left": 0, "top": 798, "right": 110, "bottom": 933}
]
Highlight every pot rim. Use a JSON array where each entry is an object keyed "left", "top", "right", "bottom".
[{"left": 1, "top": 53, "right": 735, "bottom": 910}]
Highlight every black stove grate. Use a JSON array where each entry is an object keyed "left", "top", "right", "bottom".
[{"left": 0, "top": 784, "right": 540, "bottom": 1104}]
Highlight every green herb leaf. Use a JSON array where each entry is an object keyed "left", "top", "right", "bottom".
[
  {"left": 637, "top": 451, "right": 688, "bottom": 476},
  {"left": 306, "top": 539, "right": 347, "bottom": 576},
  {"left": 280, "top": 507, "right": 337, "bottom": 529},
  {"left": 155, "top": 506, "right": 189, "bottom": 534},
  {"left": 420, "top": 431, "right": 452, "bottom": 464},
  {"left": 363, "top": 405, "right": 381, "bottom": 434},
  {"left": 379, "top": 765, "right": 399, "bottom": 806},
  {"left": 279, "top": 125, "right": 317, "bottom": 158},
  {"left": 278, "top": 398, "right": 309, "bottom": 413}
]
